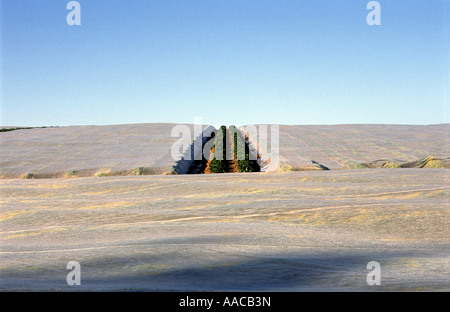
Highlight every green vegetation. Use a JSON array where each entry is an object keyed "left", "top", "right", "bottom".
[
  {"left": 23, "top": 173, "right": 35, "bottom": 179},
  {"left": 346, "top": 155, "right": 448, "bottom": 169},
  {"left": 229, "top": 125, "right": 260, "bottom": 173},
  {"left": 64, "top": 170, "right": 79, "bottom": 178},
  {"left": 207, "top": 126, "right": 227, "bottom": 173},
  {"left": 165, "top": 169, "right": 178, "bottom": 175},
  {"left": 205, "top": 125, "right": 260, "bottom": 173},
  {"left": 382, "top": 161, "right": 401, "bottom": 168},
  {"left": 401, "top": 156, "right": 445, "bottom": 168},
  {"left": 130, "top": 167, "right": 148, "bottom": 175},
  {"left": 423, "top": 158, "right": 444, "bottom": 168},
  {"left": 94, "top": 168, "right": 112, "bottom": 177},
  {"left": 0, "top": 126, "right": 58, "bottom": 133},
  {"left": 346, "top": 161, "right": 370, "bottom": 169},
  {"left": 1, "top": 127, "right": 33, "bottom": 132},
  {"left": 279, "top": 161, "right": 294, "bottom": 172}
]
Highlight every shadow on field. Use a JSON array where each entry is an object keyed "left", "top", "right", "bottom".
[{"left": 2, "top": 244, "right": 442, "bottom": 291}]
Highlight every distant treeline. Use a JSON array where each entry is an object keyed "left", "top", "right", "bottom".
[{"left": 0, "top": 126, "right": 58, "bottom": 133}]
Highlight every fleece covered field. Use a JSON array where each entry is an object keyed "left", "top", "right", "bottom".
[
  {"left": 0, "top": 123, "right": 448, "bottom": 291},
  {"left": 276, "top": 124, "right": 450, "bottom": 170},
  {"left": 1, "top": 124, "right": 449, "bottom": 178},
  {"left": 1, "top": 169, "right": 449, "bottom": 291}
]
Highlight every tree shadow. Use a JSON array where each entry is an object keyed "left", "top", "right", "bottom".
[{"left": 2, "top": 238, "right": 445, "bottom": 291}]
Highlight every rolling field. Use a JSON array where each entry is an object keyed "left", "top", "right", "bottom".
[
  {"left": 1, "top": 124, "right": 448, "bottom": 178},
  {"left": 275, "top": 124, "right": 450, "bottom": 170},
  {"left": 0, "top": 124, "right": 192, "bottom": 179},
  {"left": 1, "top": 169, "right": 448, "bottom": 291},
  {"left": 0, "top": 123, "right": 448, "bottom": 291}
]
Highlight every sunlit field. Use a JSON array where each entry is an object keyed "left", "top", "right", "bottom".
[{"left": 1, "top": 169, "right": 448, "bottom": 291}]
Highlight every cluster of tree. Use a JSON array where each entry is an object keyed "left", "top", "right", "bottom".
[
  {"left": 230, "top": 125, "right": 260, "bottom": 173},
  {"left": 207, "top": 125, "right": 259, "bottom": 173},
  {"left": 207, "top": 125, "right": 228, "bottom": 173}
]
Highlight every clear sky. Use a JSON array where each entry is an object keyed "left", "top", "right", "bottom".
[{"left": 1, "top": 0, "right": 449, "bottom": 127}]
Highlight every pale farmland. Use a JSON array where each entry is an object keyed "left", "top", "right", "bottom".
[{"left": 0, "top": 124, "right": 448, "bottom": 291}]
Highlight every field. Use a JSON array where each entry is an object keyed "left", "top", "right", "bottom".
[
  {"left": 1, "top": 124, "right": 448, "bottom": 178},
  {"left": 0, "top": 124, "right": 449, "bottom": 291},
  {"left": 1, "top": 169, "right": 448, "bottom": 291}
]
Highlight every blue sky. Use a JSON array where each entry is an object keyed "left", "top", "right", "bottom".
[{"left": 1, "top": 0, "right": 449, "bottom": 126}]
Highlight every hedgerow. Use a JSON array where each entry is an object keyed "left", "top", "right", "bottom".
[
  {"left": 205, "top": 125, "right": 260, "bottom": 173},
  {"left": 229, "top": 125, "right": 260, "bottom": 173},
  {"left": 207, "top": 125, "right": 227, "bottom": 173}
]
